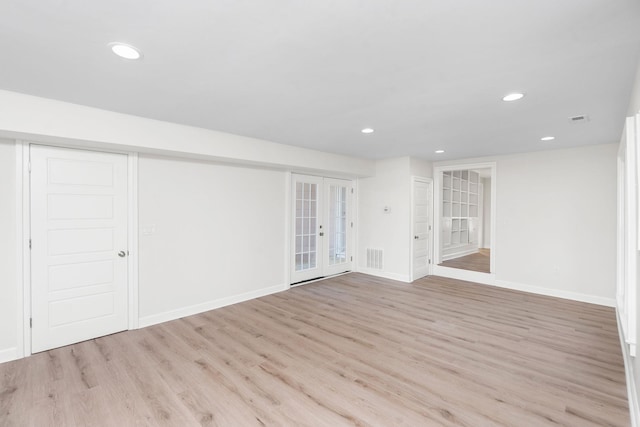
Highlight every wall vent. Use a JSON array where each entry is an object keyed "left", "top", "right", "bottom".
[
  {"left": 366, "top": 248, "right": 384, "bottom": 270},
  {"left": 568, "top": 114, "right": 590, "bottom": 123}
]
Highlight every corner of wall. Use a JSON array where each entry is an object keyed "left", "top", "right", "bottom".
[
  {"left": 0, "top": 347, "right": 18, "bottom": 364},
  {"left": 409, "top": 156, "right": 434, "bottom": 178},
  {"left": 356, "top": 268, "right": 411, "bottom": 283},
  {"left": 617, "top": 308, "right": 640, "bottom": 427}
]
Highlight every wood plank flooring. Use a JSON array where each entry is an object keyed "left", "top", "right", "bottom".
[
  {"left": 0, "top": 273, "right": 629, "bottom": 426},
  {"left": 440, "top": 248, "right": 491, "bottom": 273}
]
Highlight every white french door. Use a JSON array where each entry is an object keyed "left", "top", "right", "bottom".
[
  {"left": 290, "top": 174, "right": 353, "bottom": 284},
  {"left": 30, "top": 145, "right": 129, "bottom": 353}
]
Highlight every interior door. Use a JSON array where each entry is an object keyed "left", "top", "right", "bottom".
[
  {"left": 30, "top": 145, "right": 129, "bottom": 353},
  {"left": 291, "top": 174, "right": 353, "bottom": 284},
  {"left": 412, "top": 178, "right": 432, "bottom": 280}
]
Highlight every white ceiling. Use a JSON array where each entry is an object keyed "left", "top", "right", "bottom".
[{"left": 1, "top": 1, "right": 639, "bottom": 160}]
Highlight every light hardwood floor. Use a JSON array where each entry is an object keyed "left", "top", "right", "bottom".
[
  {"left": 0, "top": 273, "right": 629, "bottom": 426},
  {"left": 440, "top": 249, "right": 491, "bottom": 273}
]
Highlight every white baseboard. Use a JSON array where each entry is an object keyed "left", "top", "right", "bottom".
[
  {"left": 357, "top": 268, "right": 411, "bottom": 283},
  {"left": 0, "top": 347, "right": 18, "bottom": 364},
  {"left": 617, "top": 308, "right": 639, "bottom": 427},
  {"left": 138, "top": 283, "right": 288, "bottom": 328},
  {"left": 493, "top": 279, "right": 616, "bottom": 307},
  {"left": 432, "top": 265, "right": 496, "bottom": 285},
  {"left": 432, "top": 265, "right": 615, "bottom": 307},
  {"left": 442, "top": 246, "right": 478, "bottom": 261}
]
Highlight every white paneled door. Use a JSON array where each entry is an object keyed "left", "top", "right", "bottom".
[
  {"left": 30, "top": 145, "right": 129, "bottom": 353},
  {"left": 291, "top": 175, "right": 353, "bottom": 284},
  {"left": 412, "top": 178, "right": 432, "bottom": 280}
]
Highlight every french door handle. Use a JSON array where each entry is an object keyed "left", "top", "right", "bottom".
[
  {"left": 319, "top": 232, "right": 324, "bottom": 237},
  {"left": 414, "top": 235, "right": 419, "bottom": 239},
  {"left": 118, "top": 251, "right": 126, "bottom": 258}
]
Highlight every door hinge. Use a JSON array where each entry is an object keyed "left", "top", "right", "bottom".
[
  {"left": 29, "top": 239, "right": 32, "bottom": 250},
  {"left": 351, "top": 188, "right": 354, "bottom": 194},
  {"left": 30, "top": 318, "right": 32, "bottom": 328},
  {"left": 429, "top": 225, "right": 432, "bottom": 231},
  {"left": 28, "top": 162, "right": 31, "bottom": 173},
  {"left": 350, "top": 222, "right": 354, "bottom": 228},
  {"left": 428, "top": 259, "right": 431, "bottom": 264},
  {"left": 350, "top": 256, "right": 353, "bottom": 261}
]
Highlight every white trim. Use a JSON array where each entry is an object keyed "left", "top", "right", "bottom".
[
  {"left": 433, "top": 265, "right": 497, "bottom": 285},
  {"left": 617, "top": 308, "right": 639, "bottom": 427},
  {"left": 14, "top": 142, "right": 24, "bottom": 359},
  {"left": 477, "top": 181, "right": 485, "bottom": 248},
  {"left": 17, "top": 141, "right": 139, "bottom": 359},
  {"left": 138, "top": 283, "right": 288, "bottom": 328},
  {"left": 433, "top": 162, "right": 497, "bottom": 275},
  {"left": 283, "top": 171, "right": 292, "bottom": 290},
  {"left": 636, "top": 111, "right": 640, "bottom": 248},
  {"left": 490, "top": 166, "right": 497, "bottom": 274},
  {"left": 432, "top": 264, "right": 615, "bottom": 307},
  {"left": 352, "top": 179, "right": 359, "bottom": 272},
  {"left": 127, "top": 153, "right": 139, "bottom": 329},
  {"left": 410, "top": 176, "right": 434, "bottom": 282},
  {"left": 358, "top": 268, "right": 411, "bottom": 283},
  {"left": 617, "top": 118, "right": 638, "bottom": 351},
  {"left": 492, "top": 279, "right": 616, "bottom": 307},
  {"left": 441, "top": 246, "right": 478, "bottom": 262},
  {"left": 284, "top": 172, "right": 294, "bottom": 289},
  {"left": 20, "top": 142, "right": 31, "bottom": 357},
  {"left": 0, "top": 347, "right": 18, "bottom": 364},
  {"left": 348, "top": 181, "right": 356, "bottom": 274}
]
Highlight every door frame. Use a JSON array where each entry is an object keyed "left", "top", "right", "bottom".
[
  {"left": 288, "top": 173, "right": 356, "bottom": 285},
  {"left": 15, "top": 140, "right": 139, "bottom": 358},
  {"left": 410, "top": 176, "right": 434, "bottom": 282},
  {"left": 433, "top": 162, "right": 497, "bottom": 281},
  {"left": 289, "top": 174, "right": 325, "bottom": 284}
]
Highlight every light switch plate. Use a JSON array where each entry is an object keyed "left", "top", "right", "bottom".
[{"left": 141, "top": 224, "right": 156, "bottom": 235}]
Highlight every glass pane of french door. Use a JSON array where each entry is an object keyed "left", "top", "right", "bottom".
[
  {"left": 328, "top": 184, "right": 347, "bottom": 265},
  {"left": 295, "top": 181, "right": 318, "bottom": 272}
]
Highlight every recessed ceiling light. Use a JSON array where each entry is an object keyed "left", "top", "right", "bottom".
[
  {"left": 361, "top": 128, "right": 374, "bottom": 134},
  {"left": 109, "top": 42, "right": 142, "bottom": 60},
  {"left": 435, "top": 150, "right": 445, "bottom": 154},
  {"left": 502, "top": 93, "right": 525, "bottom": 102},
  {"left": 541, "top": 136, "right": 555, "bottom": 141}
]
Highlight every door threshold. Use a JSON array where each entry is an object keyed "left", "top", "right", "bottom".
[{"left": 290, "top": 271, "right": 351, "bottom": 287}]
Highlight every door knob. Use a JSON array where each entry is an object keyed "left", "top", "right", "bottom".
[
  {"left": 414, "top": 235, "right": 419, "bottom": 240},
  {"left": 319, "top": 232, "right": 324, "bottom": 237},
  {"left": 118, "top": 251, "right": 126, "bottom": 258}
]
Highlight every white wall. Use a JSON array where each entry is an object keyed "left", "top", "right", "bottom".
[
  {"left": 410, "top": 157, "right": 433, "bottom": 178},
  {"left": 0, "top": 140, "right": 17, "bottom": 362},
  {"left": 358, "top": 156, "right": 433, "bottom": 281},
  {"left": 496, "top": 144, "right": 617, "bottom": 301},
  {"left": 436, "top": 143, "right": 618, "bottom": 305},
  {"left": 137, "top": 155, "right": 287, "bottom": 326},
  {"left": 628, "top": 59, "right": 640, "bottom": 116},
  {"left": 0, "top": 90, "right": 375, "bottom": 177}
]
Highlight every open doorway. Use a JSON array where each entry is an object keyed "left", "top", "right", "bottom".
[{"left": 433, "top": 163, "right": 496, "bottom": 278}]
